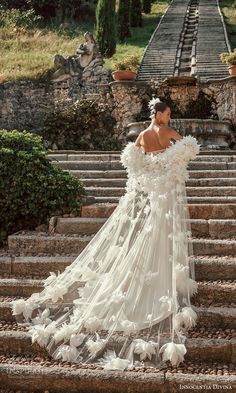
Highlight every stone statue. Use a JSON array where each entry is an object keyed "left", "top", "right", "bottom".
[{"left": 52, "top": 31, "right": 100, "bottom": 82}]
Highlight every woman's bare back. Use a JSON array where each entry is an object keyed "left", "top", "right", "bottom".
[{"left": 135, "top": 126, "right": 183, "bottom": 153}]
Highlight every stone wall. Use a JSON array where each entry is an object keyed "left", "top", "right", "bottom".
[
  {"left": 109, "top": 76, "right": 236, "bottom": 133},
  {"left": 0, "top": 77, "right": 112, "bottom": 134},
  {"left": 0, "top": 74, "right": 235, "bottom": 142}
]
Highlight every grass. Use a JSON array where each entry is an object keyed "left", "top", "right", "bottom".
[
  {"left": 219, "top": 0, "right": 236, "bottom": 49},
  {"left": 0, "top": 0, "right": 170, "bottom": 83}
]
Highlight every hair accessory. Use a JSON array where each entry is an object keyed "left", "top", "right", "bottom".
[{"left": 148, "top": 97, "right": 162, "bottom": 119}]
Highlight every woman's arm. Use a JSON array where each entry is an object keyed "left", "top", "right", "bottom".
[
  {"left": 134, "top": 131, "right": 144, "bottom": 147},
  {"left": 164, "top": 126, "right": 183, "bottom": 141}
]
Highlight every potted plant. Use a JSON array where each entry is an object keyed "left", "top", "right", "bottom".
[
  {"left": 112, "top": 55, "right": 139, "bottom": 80},
  {"left": 220, "top": 49, "right": 236, "bottom": 76}
]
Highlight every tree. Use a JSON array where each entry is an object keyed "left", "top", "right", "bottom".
[
  {"left": 130, "top": 0, "right": 142, "bottom": 27},
  {"left": 142, "top": 0, "right": 151, "bottom": 14},
  {"left": 95, "top": 0, "right": 116, "bottom": 57},
  {"left": 117, "top": 0, "right": 131, "bottom": 42}
]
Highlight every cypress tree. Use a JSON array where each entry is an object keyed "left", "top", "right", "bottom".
[
  {"left": 130, "top": 0, "right": 142, "bottom": 27},
  {"left": 142, "top": 0, "right": 151, "bottom": 14},
  {"left": 117, "top": 0, "right": 131, "bottom": 42},
  {"left": 95, "top": 0, "right": 116, "bottom": 58}
]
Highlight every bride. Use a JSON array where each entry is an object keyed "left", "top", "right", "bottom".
[{"left": 10, "top": 97, "right": 201, "bottom": 371}]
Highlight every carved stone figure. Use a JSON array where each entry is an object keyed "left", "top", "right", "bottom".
[{"left": 51, "top": 32, "right": 100, "bottom": 82}]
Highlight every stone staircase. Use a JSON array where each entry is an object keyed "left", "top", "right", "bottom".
[
  {"left": 136, "top": 0, "right": 230, "bottom": 82},
  {"left": 0, "top": 147, "right": 236, "bottom": 392}
]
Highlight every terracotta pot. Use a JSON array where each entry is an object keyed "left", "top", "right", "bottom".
[
  {"left": 112, "top": 70, "right": 137, "bottom": 81},
  {"left": 228, "top": 65, "right": 236, "bottom": 76}
]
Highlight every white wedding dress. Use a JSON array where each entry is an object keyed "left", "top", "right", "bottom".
[{"left": 11, "top": 135, "right": 201, "bottom": 370}]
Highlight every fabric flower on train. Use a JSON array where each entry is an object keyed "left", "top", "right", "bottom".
[
  {"left": 159, "top": 342, "right": 187, "bottom": 366},
  {"left": 175, "top": 263, "right": 198, "bottom": 297},
  {"left": 86, "top": 332, "right": 106, "bottom": 356},
  {"left": 133, "top": 338, "right": 159, "bottom": 360},
  {"left": 54, "top": 344, "right": 81, "bottom": 362},
  {"left": 11, "top": 298, "right": 39, "bottom": 320},
  {"left": 173, "top": 306, "right": 198, "bottom": 332},
  {"left": 110, "top": 290, "right": 126, "bottom": 305},
  {"left": 45, "top": 284, "right": 67, "bottom": 302},
  {"left": 54, "top": 323, "right": 76, "bottom": 343},
  {"left": 31, "top": 308, "right": 52, "bottom": 326},
  {"left": 121, "top": 319, "right": 138, "bottom": 334},
  {"left": 98, "top": 349, "right": 131, "bottom": 370},
  {"left": 78, "top": 280, "right": 97, "bottom": 298},
  {"left": 29, "top": 321, "right": 57, "bottom": 347},
  {"left": 43, "top": 271, "right": 60, "bottom": 287},
  {"left": 69, "top": 333, "right": 86, "bottom": 347},
  {"left": 159, "top": 294, "right": 174, "bottom": 313},
  {"left": 84, "top": 316, "right": 103, "bottom": 332},
  {"left": 81, "top": 266, "right": 99, "bottom": 281}
]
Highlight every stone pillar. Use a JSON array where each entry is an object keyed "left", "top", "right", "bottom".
[{"left": 109, "top": 80, "right": 149, "bottom": 134}]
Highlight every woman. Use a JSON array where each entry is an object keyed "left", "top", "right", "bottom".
[{"left": 11, "top": 98, "right": 201, "bottom": 371}]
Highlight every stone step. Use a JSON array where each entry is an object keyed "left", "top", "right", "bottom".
[
  {"left": 8, "top": 232, "right": 91, "bottom": 256},
  {"left": 0, "top": 255, "right": 235, "bottom": 282},
  {"left": 194, "top": 256, "right": 236, "bottom": 281},
  {"left": 71, "top": 169, "right": 236, "bottom": 179},
  {"left": 1, "top": 296, "right": 236, "bottom": 332},
  {"left": 0, "top": 255, "right": 74, "bottom": 276},
  {"left": 192, "top": 219, "right": 236, "bottom": 238},
  {"left": 80, "top": 177, "right": 236, "bottom": 188},
  {"left": 192, "top": 280, "right": 236, "bottom": 305},
  {"left": 7, "top": 231, "right": 236, "bottom": 256},
  {"left": 0, "top": 329, "right": 235, "bottom": 366},
  {"left": 50, "top": 216, "right": 236, "bottom": 239},
  {"left": 0, "top": 276, "right": 44, "bottom": 297},
  {"left": 0, "top": 278, "right": 44, "bottom": 297},
  {"left": 0, "top": 356, "right": 235, "bottom": 393},
  {"left": 192, "top": 238, "right": 236, "bottom": 256},
  {"left": 48, "top": 153, "right": 236, "bottom": 162},
  {"left": 54, "top": 161, "right": 236, "bottom": 171},
  {"left": 0, "top": 275, "right": 235, "bottom": 303},
  {"left": 84, "top": 186, "right": 236, "bottom": 198},
  {"left": 91, "top": 195, "right": 236, "bottom": 204},
  {"left": 189, "top": 170, "right": 236, "bottom": 178},
  {"left": 48, "top": 150, "right": 236, "bottom": 156},
  {"left": 81, "top": 203, "right": 236, "bottom": 220}
]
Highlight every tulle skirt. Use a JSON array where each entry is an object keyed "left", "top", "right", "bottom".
[{"left": 11, "top": 171, "right": 198, "bottom": 370}]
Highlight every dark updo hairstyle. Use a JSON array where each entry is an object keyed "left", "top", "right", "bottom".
[{"left": 153, "top": 101, "right": 170, "bottom": 115}]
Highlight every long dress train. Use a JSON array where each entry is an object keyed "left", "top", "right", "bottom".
[{"left": 11, "top": 135, "right": 201, "bottom": 370}]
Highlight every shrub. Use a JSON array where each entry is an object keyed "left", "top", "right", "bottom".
[
  {"left": 112, "top": 55, "right": 140, "bottom": 71},
  {"left": 220, "top": 49, "right": 236, "bottom": 65},
  {"left": 41, "top": 99, "right": 122, "bottom": 150},
  {"left": 0, "top": 7, "right": 42, "bottom": 29},
  {"left": 0, "top": 129, "right": 86, "bottom": 244}
]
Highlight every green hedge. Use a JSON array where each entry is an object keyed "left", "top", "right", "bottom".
[{"left": 0, "top": 129, "right": 86, "bottom": 244}]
